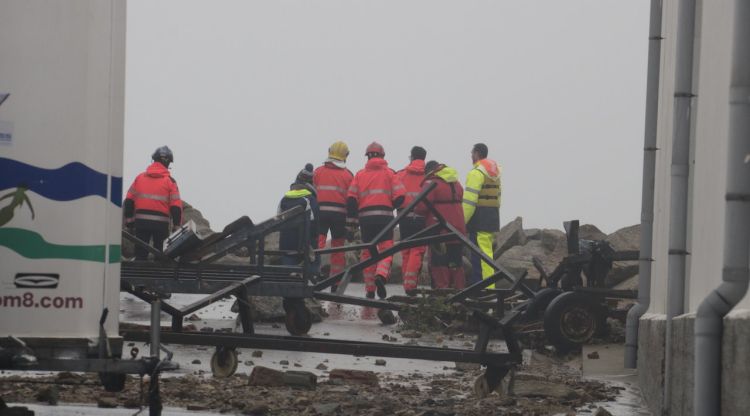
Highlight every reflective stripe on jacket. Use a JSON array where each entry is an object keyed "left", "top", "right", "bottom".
[
  {"left": 463, "top": 158, "right": 501, "bottom": 232},
  {"left": 125, "top": 162, "right": 182, "bottom": 219},
  {"left": 396, "top": 159, "right": 426, "bottom": 215},
  {"left": 313, "top": 162, "right": 353, "bottom": 215},
  {"left": 347, "top": 157, "right": 405, "bottom": 217}
]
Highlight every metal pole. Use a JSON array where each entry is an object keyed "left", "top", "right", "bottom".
[
  {"left": 664, "top": 0, "right": 697, "bottom": 408},
  {"left": 694, "top": 1, "right": 750, "bottom": 414},
  {"left": 150, "top": 299, "right": 161, "bottom": 359},
  {"left": 625, "top": 0, "right": 663, "bottom": 368}
]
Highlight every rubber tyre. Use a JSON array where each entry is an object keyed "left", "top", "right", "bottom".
[
  {"left": 524, "top": 288, "right": 563, "bottom": 321},
  {"left": 543, "top": 291, "right": 600, "bottom": 352},
  {"left": 210, "top": 347, "right": 238, "bottom": 378},
  {"left": 285, "top": 303, "right": 313, "bottom": 336}
]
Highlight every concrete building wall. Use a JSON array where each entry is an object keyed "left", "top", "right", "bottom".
[
  {"left": 637, "top": 1, "right": 750, "bottom": 415},
  {"left": 683, "top": 0, "right": 746, "bottom": 312}
]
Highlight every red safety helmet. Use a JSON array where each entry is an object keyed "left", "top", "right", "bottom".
[{"left": 365, "top": 141, "right": 385, "bottom": 158}]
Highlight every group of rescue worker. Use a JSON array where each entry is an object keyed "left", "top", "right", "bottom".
[{"left": 124, "top": 141, "right": 501, "bottom": 299}]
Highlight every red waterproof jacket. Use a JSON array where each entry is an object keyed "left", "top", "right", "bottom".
[
  {"left": 125, "top": 162, "right": 182, "bottom": 223},
  {"left": 417, "top": 165, "right": 466, "bottom": 235},
  {"left": 313, "top": 162, "right": 353, "bottom": 216},
  {"left": 396, "top": 159, "right": 426, "bottom": 215},
  {"left": 347, "top": 158, "right": 405, "bottom": 217}
]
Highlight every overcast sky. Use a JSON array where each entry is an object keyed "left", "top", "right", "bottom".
[{"left": 124, "top": 0, "right": 649, "bottom": 234}]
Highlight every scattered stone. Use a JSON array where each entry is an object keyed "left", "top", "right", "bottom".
[
  {"left": 217, "top": 328, "right": 233, "bottom": 333},
  {"left": 328, "top": 369, "right": 379, "bottom": 386},
  {"left": 279, "top": 360, "right": 289, "bottom": 365},
  {"left": 35, "top": 386, "right": 58, "bottom": 405},
  {"left": 199, "top": 327, "right": 214, "bottom": 333},
  {"left": 245, "top": 361, "right": 255, "bottom": 366},
  {"left": 323, "top": 332, "right": 330, "bottom": 336},
  {"left": 293, "top": 362, "right": 302, "bottom": 367},
  {"left": 56, "top": 372, "right": 83, "bottom": 384},
  {"left": 243, "top": 404, "right": 269, "bottom": 415},
  {"left": 312, "top": 403, "right": 341, "bottom": 415},
  {"left": 514, "top": 379, "right": 578, "bottom": 399},
  {"left": 382, "top": 334, "right": 398, "bottom": 342},
  {"left": 197, "top": 346, "right": 208, "bottom": 351},
  {"left": 97, "top": 397, "right": 119, "bottom": 408},
  {"left": 375, "top": 359, "right": 387, "bottom": 366},
  {"left": 127, "top": 342, "right": 135, "bottom": 347},
  {"left": 587, "top": 351, "right": 600, "bottom": 359},
  {"left": 252, "top": 350, "right": 263, "bottom": 357},
  {"left": 271, "top": 323, "right": 280, "bottom": 329},
  {"left": 401, "top": 330, "right": 422, "bottom": 338},
  {"left": 123, "top": 397, "right": 141, "bottom": 408},
  {"left": 187, "top": 313, "right": 201, "bottom": 321},
  {"left": 456, "top": 362, "right": 482, "bottom": 371},
  {"left": 295, "top": 398, "right": 311, "bottom": 406},
  {"left": 316, "top": 363, "right": 328, "bottom": 370},
  {"left": 183, "top": 324, "right": 197, "bottom": 331},
  {"left": 594, "top": 407, "right": 613, "bottom": 416},
  {"left": 248, "top": 366, "right": 285, "bottom": 387},
  {"left": 283, "top": 371, "right": 317, "bottom": 389},
  {"left": 192, "top": 359, "right": 202, "bottom": 365},
  {"left": 187, "top": 404, "right": 210, "bottom": 411}
]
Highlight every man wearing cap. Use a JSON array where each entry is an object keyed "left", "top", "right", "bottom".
[
  {"left": 278, "top": 164, "right": 320, "bottom": 271},
  {"left": 462, "top": 143, "right": 502, "bottom": 286},
  {"left": 395, "top": 146, "right": 427, "bottom": 296},
  {"left": 313, "top": 141, "right": 354, "bottom": 292}
]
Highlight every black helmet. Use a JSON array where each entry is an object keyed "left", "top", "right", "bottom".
[{"left": 152, "top": 146, "right": 174, "bottom": 164}]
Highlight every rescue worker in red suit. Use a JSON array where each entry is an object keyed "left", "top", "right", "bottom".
[
  {"left": 313, "top": 141, "right": 354, "bottom": 293},
  {"left": 347, "top": 142, "right": 406, "bottom": 299},
  {"left": 395, "top": 146, "right": 427, "bottom": 296},
  {"left": 417, "top": 161, "right": 467, "bottom": 289},
  {"left": 124, "top": 146, "right": 183, "bottom": 260}
]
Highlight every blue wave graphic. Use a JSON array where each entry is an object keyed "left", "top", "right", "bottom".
[{"left": 0, "top": 157, "right": 123, "bottom": 207}]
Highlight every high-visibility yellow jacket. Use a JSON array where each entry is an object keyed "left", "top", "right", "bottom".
[{"left": 462, "top": 158, "right": 501, "bottom": 232}]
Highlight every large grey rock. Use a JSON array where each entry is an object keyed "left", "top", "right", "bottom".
[
  {"left": 524, "top": 228, "right": 541, "bottom": 240},
  {"left": 579, "top": 224, "right": 607, "bottom": 241},
  {"left": 606, "top": 263, "right": 639, "bottom": 287},
  {"left": 235, "top": 296, "right": 325, "bottom": 323},
  {"left": 494, "top": 217, "right": 527, "bottom": 259},
  {"left": 496, "top": 239, "right": 567, "bottom": 281},
  {"left": 606, "top": 224, "right": 640, "bottom": 251},
  {"left": 183, "top": 201, "right": 214, "bottom": 236},
  {"left": 540, "top": 229, "right": 566, "bottom": 252}
]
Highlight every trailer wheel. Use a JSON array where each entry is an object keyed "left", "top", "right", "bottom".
[
  {"left": 99, "top": 372, "right": 127, "bottom": 392},
  {"left": 543, "top": 291, "right": 600, "bottom": 352},
  {"left": 210, "top": 347, "right": 238, "bottom": 378},
  {"left": 285, "top": 302, "right": 312, "bottom": 336},
  {"left": 524, "top": 288, "right": 562, "bottom": 321}
]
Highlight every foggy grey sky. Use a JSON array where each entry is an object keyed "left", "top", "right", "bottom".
[{"left": 124, "top": 1, "right": 648, "bottom": 234}]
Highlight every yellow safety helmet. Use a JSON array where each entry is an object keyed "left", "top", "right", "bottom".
[{"left": 328, "top": 141, "right": 350, "bottom": 161}]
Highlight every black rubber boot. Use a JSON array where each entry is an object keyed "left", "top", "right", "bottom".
[
  {"left": 365, "top": 291, "right": 375, "bottom": 299},
  {"left": 375, "top": 275, "right": 387, "bottom": 299},
  {"left": 330, "top": 284, "right": 338, "bottom": 294}
]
